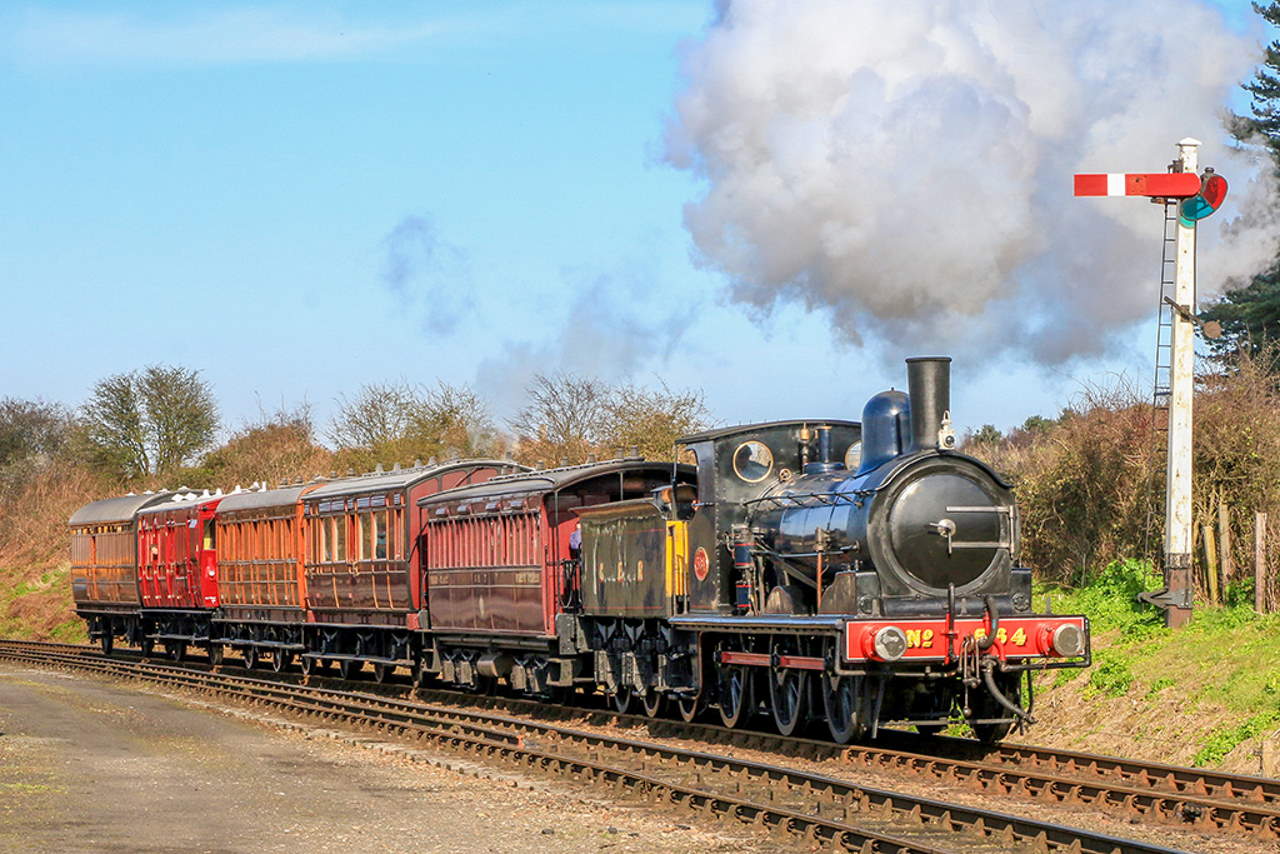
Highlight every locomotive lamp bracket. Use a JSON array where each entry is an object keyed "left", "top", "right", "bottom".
[{"left": 938, "top": 412, "right": 956, "bottom": 450}]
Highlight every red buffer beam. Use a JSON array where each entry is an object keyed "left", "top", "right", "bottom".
[{"left": 1073, "top": 172, "right": 1202, "bottom": 198}]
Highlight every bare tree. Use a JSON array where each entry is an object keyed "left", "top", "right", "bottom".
[
  {"left": 329, "top": 380, "right": 495, "bottom": 472},
  {"left": 0, "top": 398, "right": 72, "bottom": 469},
  {"left": 82, "top": 365, "right": 218, "bottom": 479},
  {"left": 204, "top": 404, "right": 332, "bottom": 488},
  {"left": 508, "top": 374, "right": 609, "bottom": 465},
  {"left": 329, "top": 381, "right": 422, "bottom": 452},
  {"left": 600, "top": 382, "right": 709, "bottom": 461},
  {"left": 509, "top": 374, "right": 709, "bottom": 465}
]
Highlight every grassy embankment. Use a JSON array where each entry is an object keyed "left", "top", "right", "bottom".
[
  {"left": 0, "top": 464, "right": 95, "bottom": 644},
  {"left": 1028, "top": 559, "right": 1280, "bottom": 773}
]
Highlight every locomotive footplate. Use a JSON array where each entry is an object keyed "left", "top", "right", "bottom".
[
  {"left": 667, "top": 613, "right": 1089, "bottom": 670},
  {"left": 667, "top": 614, "right": 846, "bottom": 635}
]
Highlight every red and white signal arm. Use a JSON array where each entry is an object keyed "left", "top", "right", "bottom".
[{"left": 1073, "top": 172, "right": 1202, "bottom": 198}]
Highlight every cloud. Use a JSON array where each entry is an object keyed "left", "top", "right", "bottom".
[
  {"left": 5, "top": 3, "right": 709, "bottom": 68},
  {"left": 380, "top": 215, "right": 473, "bottom": 336},
  {"left": 664, "top": 0, "right": 1280, "bottom": 366},
  {"left": 5, "top": 7, "right": 454, "bottom": 67}
]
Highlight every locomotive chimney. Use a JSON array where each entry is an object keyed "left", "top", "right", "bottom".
[{"left": 906, "top": 356, "right": 955, "bottom": 453}]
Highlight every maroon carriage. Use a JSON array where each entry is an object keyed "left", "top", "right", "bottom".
[
  {"left": 417, "top": 459, "right": 685, "bottom": 695},
  {"left": 300, "top": 460, "right": 523, "bottom": 679}
]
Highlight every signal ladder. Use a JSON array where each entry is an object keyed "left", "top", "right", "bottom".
[{"left": 1143, "top": 200, "right": 1179, "bottom": 560}]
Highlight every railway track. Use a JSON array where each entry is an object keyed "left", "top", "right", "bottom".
[{"left": 1, "top": 638, "right": 1182, "bottom": 854}]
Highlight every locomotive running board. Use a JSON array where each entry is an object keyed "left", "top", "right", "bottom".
[{"left": 668, "top": 615, "right": 845, "bottom": 635}]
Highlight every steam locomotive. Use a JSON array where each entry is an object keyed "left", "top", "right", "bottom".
[{"left": 70, "top": 356, "right": 1088, "bottom": 743}]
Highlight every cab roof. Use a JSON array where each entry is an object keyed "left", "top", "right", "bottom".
[
  {"left": 678, "top": 419, "right": 860, "bottom": 444},
  {"left": 417, "top": 459, "right": 690, "bottom": 506}
]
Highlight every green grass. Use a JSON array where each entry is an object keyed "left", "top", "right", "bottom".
[
  {"left": 1036, "top": 558, "right": 1280, "bottom": 767},
  {"left": 1194, "top": 711, "right": 1280, "bottom": 767}
]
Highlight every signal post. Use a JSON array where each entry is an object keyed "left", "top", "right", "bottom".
[{"left": 1074, "top": 137, "right": 1227, "bottom": 628}]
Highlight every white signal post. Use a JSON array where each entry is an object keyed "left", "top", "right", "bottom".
[
  {"left": 1075, "top": 137, "right": 1220, "bottom": 628},
  {"left": 1163, "top": 137, "right": 1199, "bottom": 629}
]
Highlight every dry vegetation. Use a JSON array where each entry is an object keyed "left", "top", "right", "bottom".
[{"left": 966, "top": 348, "right": 1280, "bottom": 598}]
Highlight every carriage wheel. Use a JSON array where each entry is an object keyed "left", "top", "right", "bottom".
[
  {"left": 299, "top": 655, "right": 315, "bottom": 677},
  {"left": 168, "top": 641, "right": 187, "bottom": 663},
  {"left": 100, "top": 631, "right": 113, "bottom": 656},
  {"left": 242, "top": 645, "right": 259, "bottom": 670},
  {"left": 676, "top": 695, "right": 700, "bottom": 723},
  {"left": 272, "top": 650, "right": 292, "bottom": 673},
  {"left": 411, "top": 658, "right": 429, "bottom": 689},
  {"left": 640, "top": 688, "right": 664, "bottom": 719},
  {"left": 822, "top": 672, "right": 866, "bottom": 744},
  {"left": 717, "top": 663, "right": 753, "bottom": 729},
  {"left": 612, "top": 687, "right": 634, "bottom": 715},
  {"left": 768, "top": 639, "right": 808, "bottom": 737},
  {"left": 140, "top": 637, "right": 155, "bottom": 659},
  {"left": 372, "top": 662, "right": 390, "bottom": 684},
  {"left": 338, "top": 658, "right": 358, "bottom": 680},
  {"left": 207, "top": 644, "right": 224, "bottom": 666}
]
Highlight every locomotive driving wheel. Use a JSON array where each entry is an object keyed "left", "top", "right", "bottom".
[
  {"left": 715, "top": 643, "right": 753, "bottom": 729},
  {"left": 640, "top": 688, "right": 664, "bottom": 718},
  {"left": 768, "top": 638, "right": 808, "bottom": 737},
  {"left": 675, "top": 694, "right": 700, "bottom": 723},
  {"left": 822, "top": 671, "right": 866, "bottom": 744},
  {"left": 612, "top": 687, "right": 634, "bottom": 715}
]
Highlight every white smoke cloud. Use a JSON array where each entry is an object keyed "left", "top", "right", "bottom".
[{"left": 666, "top": 0, "right": 1280, "bottom": 364}]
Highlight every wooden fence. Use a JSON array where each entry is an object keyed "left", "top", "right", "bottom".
[{"left": 1197, "top": 503, "right": 1271, "bottom": 612}]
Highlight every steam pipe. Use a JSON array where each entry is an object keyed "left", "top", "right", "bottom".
[
  {"left": 906, "top": 356, "right": 953, "bottom": 453},
  {"left": 817, "top": 425, "right": 832, "bottom": 465}
]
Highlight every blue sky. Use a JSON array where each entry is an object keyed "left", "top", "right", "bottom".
[{"left": 0, "top": 1, "right": 1269, "bottom": 442}]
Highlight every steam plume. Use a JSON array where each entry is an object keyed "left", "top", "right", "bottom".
[
  {"left": 381, "top": 215, "right": 473, "bottom": 334},
  {"left": 666, "top": 1, "right": 1280, "bottom": 363}
]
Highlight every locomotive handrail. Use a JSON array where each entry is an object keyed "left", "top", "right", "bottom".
[{"left": 742, "top": 488, "right": 876, "bottom": 510}]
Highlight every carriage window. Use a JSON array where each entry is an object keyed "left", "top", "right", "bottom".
[
  {"left": 374, "top": 511, "right": 388, "bottom": 560},
  {"left": 203, "top": 522, "right": 216, "bottom": 551},
  {"left": 732, "top": 440, "right": 774, "bottom": 482},
  {"left": 844, "top": 441, "right": 862, "bottom": 471},
  {"left": 333, "top": 517, "right": 346, "bottom": 561}
]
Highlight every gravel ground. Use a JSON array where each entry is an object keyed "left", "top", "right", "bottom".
[{"left": 0, "top": 664, "right": 785, "bottom": 854}]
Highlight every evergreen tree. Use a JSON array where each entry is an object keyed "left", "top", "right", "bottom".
[{"left": 1199, "top": 2, "right": 1280, "bottom": 359}]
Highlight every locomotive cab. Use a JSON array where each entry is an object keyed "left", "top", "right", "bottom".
[{"left": 676, "top": 419, "right": 861, "bottom": 614}]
